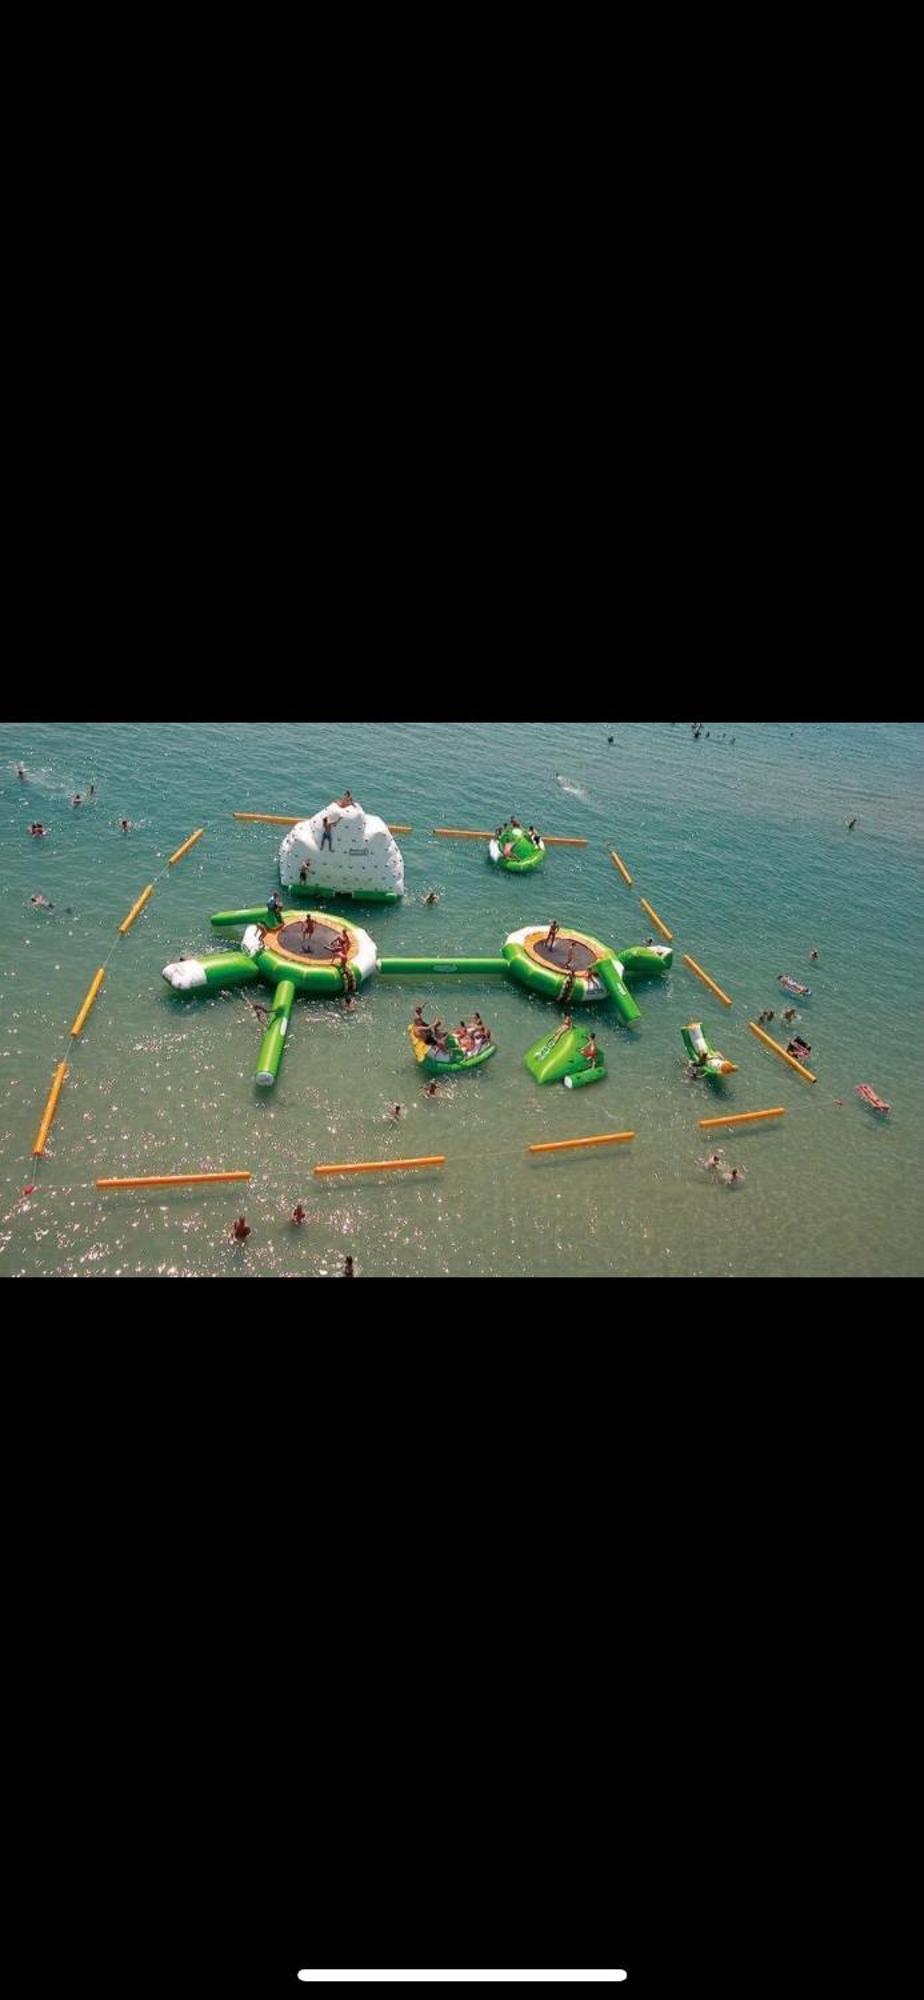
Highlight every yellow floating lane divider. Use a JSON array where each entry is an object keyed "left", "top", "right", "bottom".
[
  {"left": 314, "top": 1156, "right": 446, "bottom": 1177},
  {"left": 168, "top": 828, "right": 205, "bottom": 866},
  {"left": 683, "top": 953, "right": 732, "bottom": 1007},
  {"left": 118, "top": 883, "right": 154, "bottom": 935},
  {"left": 32, "top": 1062, "right": 69, "bottom": 1157},
  {"left": 698, "top": 1108, "right": 785, "bottom": 1130},
  {"left": 97, "top": 1171, "right": 252, "bottom": 1189},
  {"left": 432, "top": 827, "right": 586, "bottom": 845},
  {"left": 233, "top": 812, "right": 413, "bottom": 834},
  {"left": 70, "top": 968, "right": 106, "bottom": 1038},
  {"left": 527, "top": 1131, "right": 635, "bottom": 1154},
  {"left": 610, "top": 849, "right": 633, "bottom": 884},
  {"left": 640, "top": 897, "right": 673, "bottom": 942},
  {"left": 748, "top": 1020, "right": 817, "bottom": 1083}
]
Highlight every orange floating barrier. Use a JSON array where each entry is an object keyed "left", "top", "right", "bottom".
[
  {"left": 610, "top": 849, "right": 633, "bottom": 884},
  {"left": 168, "top": 828, "right": 205, "bottom": 866},
  {"left": 683, "top": 953, "right": 732, "bottom": 1007},
  {"left": 118, "top": 883, "right": 154, "bottom": 935},
  {"left": 640, "top": 897, "right": 673, "bottom": 941},
  {"left": 32, "top": 1061, "right": 68, "bottom": 1157},
  {"left": 698, "top": 1108, "right": 785, "bottom": 1129},
  {"left": 748, "top": 1021, "right": 816, "bottom": 1083},
  {"left": 70, "top": 967, "right": 105, "bottom": 1038},
  {"left": 432, "top": 827, "right": 584, "bottom": 845},
  {"left": 527, "top": 1131, "right": 635, "bottom": 1154},
  {"left": 97, "top": 1171, "right": 252, "bottom": 1189},
  {"left": 313, "top": 1156, "right": 446, "bottom": 1176},
  {"left": 233, "top": 812, "right": 412, "bottom": 834}
]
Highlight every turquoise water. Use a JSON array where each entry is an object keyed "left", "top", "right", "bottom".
[{"left": 1, "top": 720, "right": 921, "bottom": 1277}]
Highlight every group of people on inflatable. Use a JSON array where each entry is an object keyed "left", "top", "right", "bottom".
[
  {"left": 411, "top": 1004, "right": 493, "bottom": 1057},
  {"left": 495, "top": 815, "right": 542, "bottom": 859}
]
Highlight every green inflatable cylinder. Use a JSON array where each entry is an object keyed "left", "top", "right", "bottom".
[
  {"left": 255, "top": 978, "right": 296, "bottom": 1087},
  {"left": 377, "top": 957, "right": 510, "bottom": 976},
  {"left": 211, "top": 907, "right": 285, "bottom": 929},
  {"left": 596, "top": 955, "right": 642, "bottom": 1024},
  {"left": 619, "top": 945, "right": 673, "bottom": 977},
  {"left": 198, "top": 952, "right": 262, "bottom": 988},
  {"left": 563, "top": 1064, "right": 606, "bottom": 1087}
]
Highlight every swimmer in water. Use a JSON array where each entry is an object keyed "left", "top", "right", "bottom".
[
  {"left": 291, "top": 1203, "right": 307, "bottom": 1225},
  {"left": 721, "top": 1166, "right": 746, "bottom": 1186},
  {"left": 422, "top": 889, "right": 440, "bottom": 905},
  {"left": 16, "top": 763, "right": 26, "bottom": 779},
  {"left": 697, "top": 1150, "right": 726, "bottom": 1171},
  {"left": 29, "top": 893, "right": 54, "bottom": 908}
]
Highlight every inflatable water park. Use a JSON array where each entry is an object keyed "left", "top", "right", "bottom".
[
  {"left": 21, "top": 788, "right": 892, "bottom": 1202},
  {"left": 159, "top": 800, "right": 677, "bottom": 1090}
]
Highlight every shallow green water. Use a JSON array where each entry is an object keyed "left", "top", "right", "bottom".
[{"left": 1, "top": 720, "right": 921, "bottom": 1276}]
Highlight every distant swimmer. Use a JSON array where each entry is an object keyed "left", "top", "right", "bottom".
[
  {"left": 343, "top": 1255, "right": 355, "bottom": 1277},
  {"left": 847, "top": 817, "right": 858, "bottom": 830},
  {"left": 29, "top": 822, "right": 48, "bottom": 836},
  {"left": 16, "top": 763, "right": 26, "bottom": 779},
  {"left": 697, "top": 1150, "right": 726, "bottom": 1171},
  {"left": 722, "top": 1166, "right": 746, "bottom": 1186},
  {"left": 88, "top": 783, "right": 96, "bottom": 797},
  {"left": 810, "top": 949, "right": 819, "bottom": 962},
  {"left": 29, "top": 893, "right": 54, "bottom": 908},
  {"left": 607, "top": 736, "right": 614, "bottom": 744},
  {"left": 291, "top": 1202, "right": 307, "bottom": 1226},
  {"left": 119, "top": 818, "right": 132, "bottom": 832},
  {"left": 422, "top": 889, "right": 440, "bottom": 905},
  {"left": 231, "top": 1215, "right": 251, "bottom": 1243},
  {"left": 71, "top": 794, "right": 82, "bottom": 806},
  {"left": 388, "top": 1103, "right": 403, "bottom": 1122},
  {"left": 425, "top": 1080, "right": 438, "bottom": 1097}
]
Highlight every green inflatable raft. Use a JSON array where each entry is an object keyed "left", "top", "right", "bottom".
[
  {"left": 408, "top": 1025, "right": 497, "bottom": 1075},
  {"left": 523, "top": 1022, "right": 606, "bottom": 1088},
  {"left": 489, "top": 824, "right": 545, "bottom": 872},
  {"left": 681, "top": 1020, "right": 738, "bottom": 1080}
]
